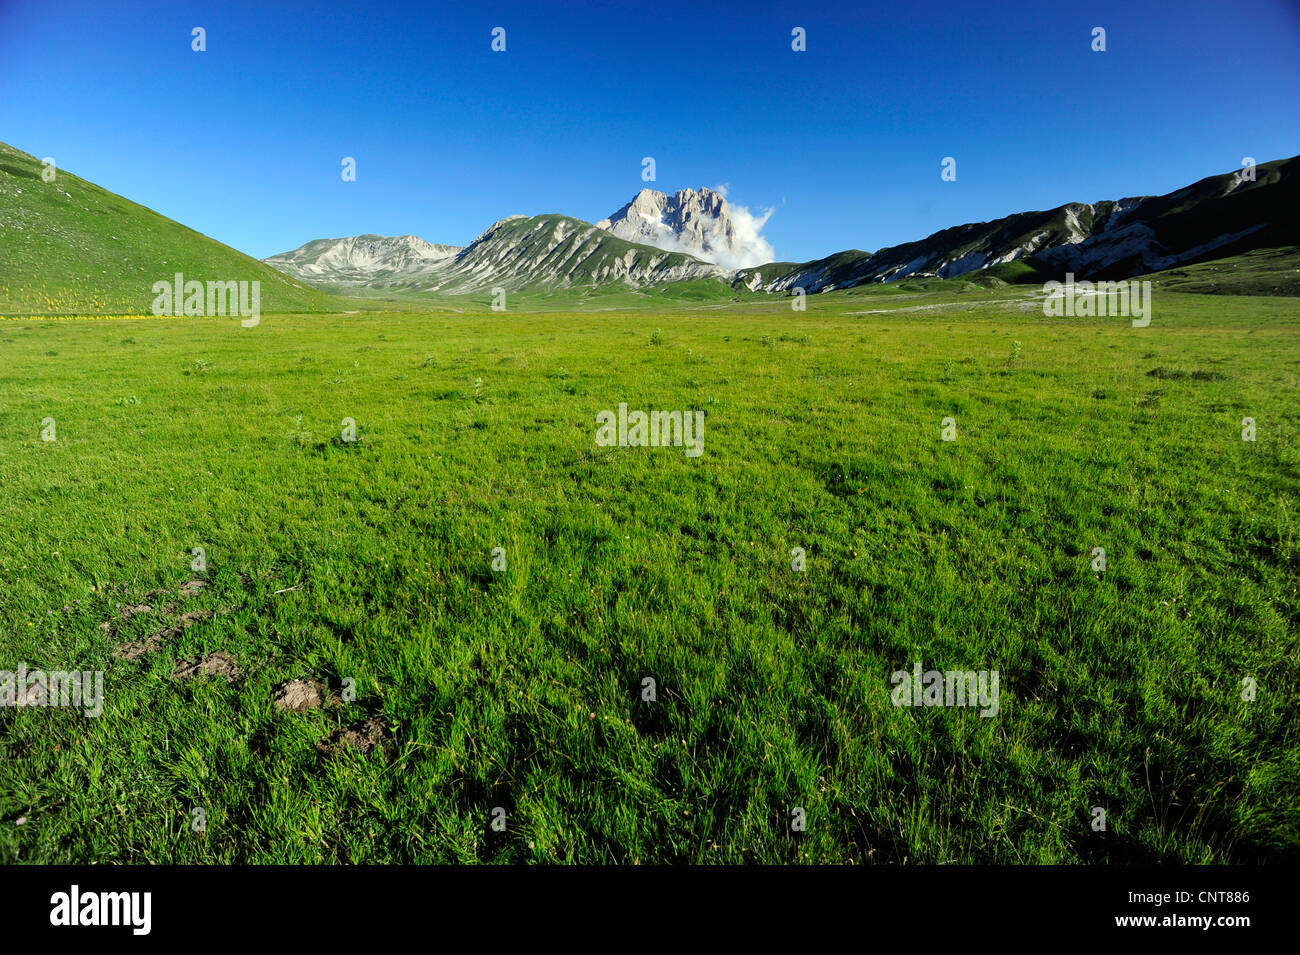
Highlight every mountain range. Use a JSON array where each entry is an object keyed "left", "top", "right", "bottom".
[
  {"left": 265, "top": 212, "right": 726, "bottom": 295},
  {"left": 265, "top": 159, "right": 1298, "bottom": 297},
  {"left": 1, "top": 138, "right": 1296, "bottom": 316}
]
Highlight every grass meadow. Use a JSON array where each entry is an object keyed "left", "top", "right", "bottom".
[{"left": 0, "top": 286, "right": 1296, "bottom": 863}]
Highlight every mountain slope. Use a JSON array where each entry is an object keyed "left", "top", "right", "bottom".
[
  {"left": 425, "top": 214, "right": 728, "bottom": 292},
  {"left": 735, "top": 156, "right": 1299, "bottom": 293},
  {"left": 1143, "top": 246, "right": 1300, "bottom": 297},
  {"left": 0, "top": 142, "right": 334, "bottom": 316}
]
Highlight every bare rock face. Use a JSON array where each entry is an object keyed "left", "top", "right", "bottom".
[{"left": 597, "top": 187, "right": 774, "bottom": 269}]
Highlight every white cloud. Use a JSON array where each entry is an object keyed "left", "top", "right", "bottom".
[{"left": 716, "top": 201, "right": 775, "bottom": 269}]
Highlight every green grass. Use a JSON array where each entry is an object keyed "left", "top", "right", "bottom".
[{"left": 1, "top": 287, "right": 1296, "bottom": 864}]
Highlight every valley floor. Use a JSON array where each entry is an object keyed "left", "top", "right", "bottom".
[{"left": 0, "top": 291, "right": 1296, "bottom": 862}]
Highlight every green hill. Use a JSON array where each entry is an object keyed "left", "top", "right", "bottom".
[
  {"left": 1142, "top": 246, "right": 1300, "bottom": 297},
  {"left": 0, "top": 142, "right": 337, "bottom": 316}
]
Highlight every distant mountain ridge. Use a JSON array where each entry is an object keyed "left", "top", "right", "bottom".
[
  {"left": 264, "top": 234, "right": 461, "bottom": 289},
  {"left": 266, "top": 214, "right": 727, "bottom": 293},
  {"left": 736, "top": 157, "right": 1297, "bottom": 292},
  {"left": 263, "top": 195, "right": 757, "bottom": 293},
  {"left": 265, "top": 156, "right": 1298, "bottom": 297}
]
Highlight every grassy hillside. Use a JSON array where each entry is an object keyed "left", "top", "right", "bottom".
[
  {"left": 0, "top": 290, "right": 1295, "bottom": 863},
  {"left": 0, "top": 142, "right": 344, "bottom": 316},
  {"left": 1144, "top": 246, "right": 1300, "bottom": 297}
]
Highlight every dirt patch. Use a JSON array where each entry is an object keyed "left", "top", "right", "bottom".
[
  {"left": 116, "top": 635, "right": 161, "bottom": 660},
  {"left": 115, "top": 609, "right": 215, "bottom": 660},
  {"left": 100, "top": 581, "right": 209, "bottom": 636},
  {"left": 172, "top": 650, "right": 242, "bottom": 683},
  {"left": 273, "top": 678, "right": 326, "bottom": 711},
  {"left": 317, "top": 718, "right": 389, "bottom": 756}
]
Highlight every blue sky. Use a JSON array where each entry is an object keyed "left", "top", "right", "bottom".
[{"left": 2, "top": 0, "right": 1298, "bottom": 263}]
